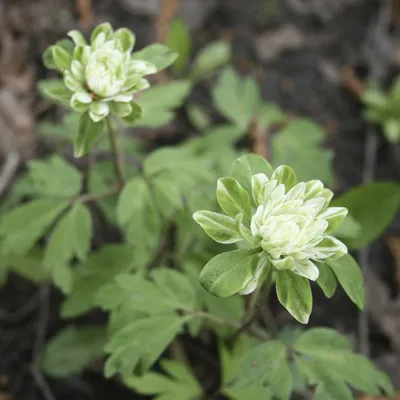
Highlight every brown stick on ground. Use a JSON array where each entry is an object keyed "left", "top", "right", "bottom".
[
  {"left": 341, "top": 65, "right": 365, "bottom": 99},
  {"left": 155, "top": 0, "right": 181, "bottom": 43},
  {"left": 250, "top": 119, "right": 270, "bottom": 160},
  {"left": 76, "top": 0, "right": 94, "bottom": 28}
]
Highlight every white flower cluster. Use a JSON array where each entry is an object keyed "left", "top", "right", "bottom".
[
  {"left": 242, "top": 171, "right": 347, "bottom": 292},
  {"left": 194, "top": 164, "right": 348, "bottom": 295},
  {"left": 52, "top": 23, "right": 156, "bottom": 122}
]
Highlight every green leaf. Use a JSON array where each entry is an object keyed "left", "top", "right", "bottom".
[
  {"left": 235, "top": 341, "right": 292, "bottom": 400},
  {"left": 190, "top": 41, "right": 231, "bottom": 81},
  {"left": 132, "top": 44, "right": 178, "bottom": 71},
  {"left": 41, "top": 325, "right": 107, "bottom": 377},
  {"left": 52, "top": 263, "right": 73, "bottom": 295},
  {"left": 151, "top": 175, "right": 183, "bottom": 218},
  {"left": 44, "top": 203, "right": 92, "bottom": 269},
  {"left": 276, "top": 270, "right": 312, "bottom": 324},
  {"left": 117, "top": 177, "right": 149, "bottom": 226},
  {"left": 332, "top": 182, "right": 400, "bottom": 249},
  {"left": 231, "top": 154, "right": 273, "bottom": 192},
  {"left": 151, "top": 268, "right": 198, "bottom": 311},
  {"left": 133, "top": 81, "right": 191, "bottom": 128},
  {"left": 272, "top": 118, "right": 333, "bottom": 185},
  {"left": 52, "top": 44, "right": 73, "bottom": 71},
  {"left": 257, "top": 103, "right": 286, "bottom": 128},
  {"left": 295, "top": 327, "right": 395, "bottom": 398},
  {"left": 167, "top": 18, "right": 192, "bottom": 74},
  {"left": 0, "top": 200, "right": 69, "bottom": 256},
  {"left": 186, "top": 104, "right": 211, "bottom": 131},
  {"left": 193, "top": 210, "right": 244, "bottom": 244},
  {"left": 37, "top": 79, "right": 72, "bottom": 106},
  {"left": 199, "top": 249, "right": 258, "bottom": 298},
  {"left": 212, "top": 68, "right": 260, "bottom": 129},
  {"left": 316, "top": 262, "right": 337, "bottom": 298},
  {"left": 296, "top": 358, "right": 353, "bottom": 400},
  {"left": 96, "top": 269, "right": 197, "bottom": 315},
  {"left": 61, "top": 245, "right": 135, "bottom": 318},
  {"left": 294, "top": 328, "right": 352, "bottom": 356},
  {"left": 0, "top": 248, "right": 50, "bottom": 284},
  {"left": 116, "top": 177, "right": 161, "bottom": 266},
  {"left": 74, "top": 112, "right": 105, "bottom": 157},
  {"left": 216, "top": 177, "right": 252, "bottom": 222},
  {"left": 326, "top": 254, "right": 365, "bottom": 309},
  {"left": 104, "top": 315, "right": 184, "bottom": 377},
  {"left": 124, "top": 358, "right": 203, "bottom": 400},
  {"left": 27, "top": 155, "right": 82, "bottom": 197}
]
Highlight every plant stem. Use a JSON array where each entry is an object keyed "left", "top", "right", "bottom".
[
  {"left": 72, "top": 184, "right": 120, "bottom": 204},
  {"left": 106, "top": 117, "right": 125, "bottom": 188},
  {"left": 234, "top": 267, "right": 274, "bottom": 338}
]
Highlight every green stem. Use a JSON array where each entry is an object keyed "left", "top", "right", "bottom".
[
  {"left": 234, "top": 267, "right": 274, "bottom": 338},
  {"left": 106, "top": 117, "right": 125, "bottom": 187}
]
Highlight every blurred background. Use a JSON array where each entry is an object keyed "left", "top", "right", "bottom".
[{"left": 1, "top": 0, "right": 400, "bottom": 399}]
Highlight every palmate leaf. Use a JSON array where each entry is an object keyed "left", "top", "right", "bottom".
[
  {"left": 41, "top": 325, "right": 107, "bottom": 378},
  {"left": 212, "top": 67, "right": 260, "bottom": 129},
  {"left": 117, "top": 177, "right": 162, "bottom": 266},
  {"left": 27, "top": 155, "right": 82, "bottom": 198},
  {"left": 0, "top": 200, "right": 69, "bottom": 256},
  {"left": 61, "top": 245, "right": 135, "bottom": 318},
  {"left": 124, "top": 358, "right": 203, "bottom": 400},
  {"left": 131, "top": 81, "right": 191, "bottom": 128},
  {"left": 95, "top": 268, "right": 198, "bottom": 315},
  {"left": 294, "top": 328, "right": 395, "bottom": 399},
  {"left": 233, "top": 340, "right": 292, "bottom": 400},
  {"left": 104, "top": 314, "right": 185, "bottom": 378},
  {"left": 44, "top": 203, "right": 92, "bottom": 268}
]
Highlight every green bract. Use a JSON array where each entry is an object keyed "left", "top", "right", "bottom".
[
  {"left": 45, "top": 23, "right": 156, "bottom": 122},
  {"left": 193, "top": 156, "right": 348, "bottom": 319}
]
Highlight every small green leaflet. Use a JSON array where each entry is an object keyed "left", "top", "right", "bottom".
[
  {"left": 28, "top": 155, "right": 82, "bottom": 198},
  {"left": 294, "top": 328, "right": 395, "bottom": 398},
  {"left": 231, "top": 154, "right": 273, "bottom": 193},
  {"left": 332, "top": 182, "right": 400, "bottom": 249},
  {"left": 212, "top": 67, "right": 260, "bottom": 129},
  {"left": 75, "top": 112, "right": 105, "bottom": 157},
  {"left": 116, "top": 176, "right": 162, "bottom": 266},
  {"left": 0, "top": 248, "right": 50, "bottom": 285},
  {"left": 193, "top": 210, "right": 244, "bottom": 244},
  {"left": 132, "top": 44, "right": 178, "bottom": 71},
  {"left": 41, "top": 325, "right": 107, "bottom": 377},
  {"left": 190, "top": 41, "right": 231, "bottom": 81},
  {"left": 37, "top": 79, "right": 72, "bottom": 106},
  {"left": 272, "top": 118, "right": 333, "bottom": 185},
  {"left": 233, "top": 340, "right": 292, "bottom": 400},
  {"left": 124, "top": 358, "right": 203, "bottom": 400},
  {"left": 219, "top": 337, "right": 269, "bottom": 400},
  {"left": 44, "top": 203, "right": 92, "bottom": 268},
  {"left": 61, "top": 245, "right": 135, "bottom": 318},
  {"left": 104, "top": 314, "right": 184, "bottom": 377},
  {"left": 316, "top": 262, "right": 337, "bottom": 298},
  {"left": 276, "top": 270, "right": 312, "bottom": 324},
  {"left": 199, "top": 249, "right": 259, "bottom": 298},
  {"left": 326, "top": 254, "right": 365, "bottom": 310},
  {"left": 133, "top": 80, "right": 191, "bottom": 127},
  {"left": 0, "top": 199, "right": 69, "bottom": 256},
  {"left": 216, "top": 177, "right": 252, "bottom": 223},
  {"left": 167, "top": 18, "right": 192, "bottom": 74}
]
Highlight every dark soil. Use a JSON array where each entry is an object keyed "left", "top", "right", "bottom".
[{"left": 1, "top": 0, "right": 400, "bottom": 398}]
